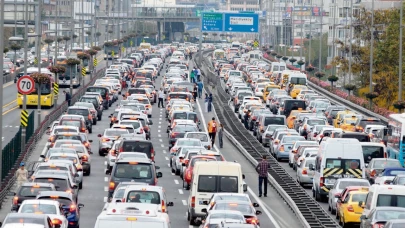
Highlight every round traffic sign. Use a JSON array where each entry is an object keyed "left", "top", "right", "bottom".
[{"left": 17, "top": 75, "right": 35, "bottom": 95}]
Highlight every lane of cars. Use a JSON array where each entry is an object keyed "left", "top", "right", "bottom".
[
  {"left": 211, "top": 43, "right": 405, "bottom": 228},
  {"left": 0, "top": 43, "right": 296, "bottom": 228}
]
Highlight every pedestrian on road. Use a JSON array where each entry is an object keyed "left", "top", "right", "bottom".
[
  {"left": 197, "top": 68, "right": 201, "bottom": 81},
  {"left": 256, "top": 156, "right": 269, "bottom": 197},
  {"left": 190, "top": 70, "right": 196, "bottom": 83},
  {"left": 218, "top": 123, "right": 224, "bottom": 148},
  {"left": 16, "top": 162, "right": 28, "bottom": 189},
  {"left": 244, "top": 110, "right": 250, "bottom": 129},
  {"left": 197, "top": 80, "right": 203, "bottom": 98},
  {"left": 193, "top": 84, "right": 198, "bottom": 101},
  {"left": 158, "top": 88, "right": 165, "bottom": 108},
  {"left": 63, "top": 90, "right": 71, "bottom": 106},
  {"left": 208, "top": 117, "right": 218, "bottom": 147},
  {"left": 208, "top": 93, "right": 213, "bottom": 112},
  {"left": 204, "top": 93, "right": 209, "bottom": 112}
]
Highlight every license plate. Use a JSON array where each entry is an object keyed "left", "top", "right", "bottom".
[
  {"left": 122, "top": 210, "right": 141, "bottom": 214},
  {"left": 325, "top": 179, "right": 336, "bottom": 185},
  {"left": 29, "top": 100, "right": 36, "bottom": 104}
]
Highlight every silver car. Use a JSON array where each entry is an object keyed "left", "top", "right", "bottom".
[
  {"left": 327, "top": 178, "right": 370, "bottom": 215},
  {"left": 260, "top": 125, "right": 287, "bottom": 147},
  {"left": 97, "top": 129, "right": 129, "bottom": 156},
  {"left": 296, "top": 157, "right": 315, "bottom": 186}
]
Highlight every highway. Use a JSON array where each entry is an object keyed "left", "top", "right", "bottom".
[
  {"left": 0, "top": 55, "right": 105, "bottom": 146},
  {"left": 0, "top": 54, "right": 304, "bottom": 228}
]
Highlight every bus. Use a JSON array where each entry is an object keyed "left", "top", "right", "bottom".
[
  {"left": 57, "top": 59, "right": 81, "bottom": 88},
  {"left": 77, "top": 51, "right": 90, "bottom": 73},
  {"left": 386, "top": 113, "right": 405, "bottom": 165},
  {"left": 17, "top": 67, "right": 55, "bottom": 108},
  {"left": 213, "top": 49, "right": 226, "bottom": 61},
  {"left": 104, "top": 45, "right": 119, "bottom": 60}
]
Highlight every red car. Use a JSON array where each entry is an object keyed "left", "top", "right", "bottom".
[{"left": 183, "top": 155, "right": 217, "bottom": 190}]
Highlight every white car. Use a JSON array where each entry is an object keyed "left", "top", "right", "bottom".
[
  {"left": 18, "top": 200, "right": 68, "bottom": 228},
  {"left": 184, "top": 132, "right": 211, "bottom": 150},
  {"left": 118, "top": 119, "right": 146, "bottom": 139},
  {"left": 253, "top": 83, "right": 267, "bottom": 98}
]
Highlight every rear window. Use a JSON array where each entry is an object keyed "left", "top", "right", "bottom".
[
  {"left": 87, "top": 87, "right": 106, "bottom": 98},
  {"left": 18, "top": 186, "right": 53, "bottom": 197},
  {"left": 53, "top": 128, "right": 77, "bottom": 134},
  {"left": 49, "top": 156, "right": 77, "bottom": 163},
  {"left": 173, "top": 112, "right": 188, "bottom": 119},
  {"left": 120, "top": 121, "right": 141, "bottom": 129},
  {"left": 375, "top": 209, "right": 405, "bottom": 221},
  {"left": 197, "top": 175, "right": 238, "bottom": 193},
  {"left": 113, "top": 127, "right": 134, "bottom": 133},
  {"left": 67, "top": 109, "right": 89, "bottom": 116},
  {"left": 37, "top": 196, "right": 72, "bottom": 206},
  {"left": 264, "top": 117, "right": 285, "bottom": 126},
  {"left": 105, "top": 130, "right": 128, "bottom": 136},
  {"left": 350, "top": 193, "right": 367, "bottom": 202},
  {"left": 341, "top": 134, "right": 370, "bottom": 142},
  {"left": 362, "top": 146, "right": 385, "bottom": 163},
  {"left": 338, "top": 181, "right": 369, "bottom": 189},
  {"left": 178, "top": 140, "right": 202, "bottom": 147},
  {"left": 20, "top": 203, "right": 57, "bottom": 214},
  {"left": 55, "top": 135, "right": 81, "bottom": 141},
  {"left": 186, "top": 133, "right": 208, "bottom": 142},
  {"left": 114, "top": 163, "right": 152, "bottom": 179},
  {"left": 169, "top": 94, "right": 188, "bottom": 100},
  {"left": 214, "top": 202, "right": 253, "bottom": 214},
  {"left": 37, "top": 166, "right": 68, "bottom": 172},
  {"left": 128, "top": 89, "right": 146, "bottom": 95},
  {"left": 126, "top": 191, "right": 160, "bottom": 204},
  {"left": 173, "top": 126, "right": 198, "bottom": 132},
  {"left": 4, "top": 217, "right": 44, "bottom": 225},
  {"left": 377, "top": 195, "right": 405, "bottom": 208},
  {"left": 59, "top": 120, "right": 81, "bottom": 128},
  {"left": 34, "top": 178, "right": 68, "bottom": 191},
  {"left": 121, "top": 141, "right": 152, "bottom": 154}
]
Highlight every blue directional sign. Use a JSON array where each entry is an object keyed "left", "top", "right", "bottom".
[
  {"left": 224, "top": 13, "right": 259, "bottom": 33},
  {"left": 201, "top": 12, "right": 224, "bottom": 32}
]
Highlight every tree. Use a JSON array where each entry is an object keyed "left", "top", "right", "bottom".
[
  {"left": 10, "top": 43, "right": 21, "bottom": 65},
  {"left": 344, "top": 84, "right": 356, "bottom": 95},
  {"left": 303, "top": 33, "right": 328, "bottom": 69},
  {"left": 327, "top": 75, "right": 339, "bottom": 88},
  {"left": 3, "top": 47, "right": 9, "bottom": 53},
  {"left": 57, "top": 37, "right": 63, "bottom": 43}
]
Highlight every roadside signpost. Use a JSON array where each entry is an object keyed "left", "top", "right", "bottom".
[{"left": 17, "top": 75, "right": 35, "bottom": 95}]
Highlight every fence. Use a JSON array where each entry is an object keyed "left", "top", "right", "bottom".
[
  {"left": 0, "top": 67, "right": 106, "bottom": 208},
  {"left": 1, "top": 112, "right": 34, "bottom": 180}
]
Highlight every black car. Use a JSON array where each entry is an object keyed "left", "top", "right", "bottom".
[
  {"left": 106, "top": 157, "right": 162, "bottom": 197},
  {"left": 31, "top": 173, "right": 79, "bottom": 203},
  {"left": 11, "top": 182, "right": 56, "bottom": 211},
  {"left": 86, "top": 86, "right": 110, "bottom": 109},
  {"left": 67, "top": 106, "right": 93, "bottom": 132},
  {"left": 168, "top": 124, "right": 199, "bottom": 149},
  {"left": 117, "top": 139, "right": 155, "bottom": 161}
]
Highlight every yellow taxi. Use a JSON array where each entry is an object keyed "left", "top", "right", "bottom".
[
  {"left": 286, "top": 109, "right": 308, "bottom": 129},
  {"left": 262, "top": 84, "right": 281, "bottom": 100},
  {"left": 337, "top": 187, "right": 369, "bottom": 226},
  {"left": 333, "top": 110, "right": 356, "bottom": 128},
  {"left": 290, "top": 85, "right": 308, "bottom": 99},
  {"left": 339, "top": 116, "right": 359, "bottom": 132}
]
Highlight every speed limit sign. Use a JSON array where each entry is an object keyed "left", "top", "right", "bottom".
[{"left": 17, "top": 75, "right": 35, "bottom": 95}]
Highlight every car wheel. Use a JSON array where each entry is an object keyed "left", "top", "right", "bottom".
[
  {"left": 98, "top": 149, "right": 104, "bottom": 156},
  {"left": 289, "top": 162, "right": 293, "bottom": 168},
  {"left": 79, "top": 182, "right": 83, "bottom": 189},
  {"left": 175, "top": 167, "right": 180, "bottom": 176},
  {"left": 86, "top": 167, "right": 91, "bottom": 176}
]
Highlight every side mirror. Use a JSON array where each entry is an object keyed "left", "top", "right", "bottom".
[
  {"left": 365, "top": 164, "right": 369, "bottom": 168},
  {"left": 201, "top": 208, "right": 207, "bottom": 213},
  {"left": 115, "top": 199, "right": 122, "bottom": 203},
  {"left": 97, "top": 134, "right": 102, "bottom": 137},
  {"left": 157, "top": 172, "right": 163, "bottom": 178},
  {"left": 252, "top": 202, "right": 259, "bottom": 207},
  {"left": 78, "top": 203, "right": 84, "bottom": 209},
  {"left": 255, "top": 210, "right": 262, "bottom": 215},
  {"left": 89, "top": 140, "right": 93, "bottom": 143},
  {"left": 243, "top": 183, "right": 247, "bottom": 192},
  {"left": 167, "top": 202, "right": 174, "bottom": 207},
  {"left": 105, "top": 169, "right": 111, "bottom": 175},
  {"left": 108, "top": 114, "right": 112, "bottom": 118},
  {"left": 202, "top": 201, "right": 209, "bottom": 205},
  {"left": 199, "top": 129, "right": 202, "bottom": 132},
  {"left": 309, "top": 164, "right": 314, "bottom": 170},
  {"left": 261, "top": 89, "right": 264, "bottom": 92},
  {"left": 155, "top": 166, "right": 160, "bottom": 170},
  {"left": 72, "top": 185, "right": 78, "bottom": 189},
  {"left": 148, "top": 120, "right": 153, "bottom": 125}
]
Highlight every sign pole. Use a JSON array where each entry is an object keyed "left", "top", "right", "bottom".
[
  {"left": 22, "top": 0, "right": 29, "bottom": 151},
  {"left": 17, "top": 76, "right": 35, "bottom": 151},
  {"left": 198, "top": 15, "right": 203, "bottom": 66}
]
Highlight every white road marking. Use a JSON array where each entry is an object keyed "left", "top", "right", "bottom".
[
  {"left": 104, "top": 186, "right": 108, "bottom": 192},
  {"left": 1, "top": 137, "right": 3, "bottom": 141},
  {"left": 104, "top": 161, "right": 107, "bottom": 166},
  {"left": 103, "top": 197, "right": 108, "bottom": 203},
  {"left": 159, "top": 139, "right": 162, "bottom": 142},
  {"left": 171, "top": 172, "right": 175, "bottom": 175},
  {"left": 163, "top": 150, "right": 167, "bottom": 154},
  {"left": 159, "top": 122, "right": 161, "bottom": 124},
  {"left": 15, "top": 126, "right": 19, "bottom": 128},
  {"left": 158, "top": 125, "right": 161, "bottom": 128},
  {"left": 104, "top": 177, "right": 108, "bottom": 182},
  {"left": 178, "top": 189, "right": 184, "bottom": 194},
  {"left": 159, "top": 118, "right": 162, "bottom": 121},
  {"left": 167, "top": 164, "right": 170, "bottom": 167},
  {"left": 161, "top": 144, "right": 164, "bottom": 148},
  {"left": 174, "top": 180, "right": 179, "bottom": 184},
  {"left": 182, "top": 200, "right": 187, "bottom": 206},
  {"left": 158, "top": 134, "right": 161, "bottom": 137},
  {"left": 165, "top": 157, "right": 169, "bottom": 160},
  {"left": 158, "top": 130, "right": 161, "bottom": 132}
]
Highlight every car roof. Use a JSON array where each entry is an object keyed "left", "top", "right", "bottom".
[{"left": 37, "top": 191, "right": 73, "bottom": 198}]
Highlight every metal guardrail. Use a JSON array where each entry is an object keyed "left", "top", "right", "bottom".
[
  {"left": 195, "top": 50, "right": 340, "bottom": 228},
  {"left": 259, "top": 58, "right": 389, "bottom": 125},
  {"left": 0, "top": 68, "right": 106, "bottom": 209}
]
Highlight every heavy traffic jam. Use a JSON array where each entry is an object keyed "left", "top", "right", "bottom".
[
  {"left": 3, "top": 40, "right": 405, "bottom": 228},
  {"left": 214, "top": 41, "right": 405, "bottom": 227}
]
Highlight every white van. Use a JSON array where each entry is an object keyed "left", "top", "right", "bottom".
[
  {"left": 361, "top": 185, "right": 405, "bottom": 218},
  {"left": 270, "top": 62, "right": 286, "bottom": 72},
  {"left": 95, "top": 203, "right": 170, "bottom": 228},
  {"left": 287, "top": 72, "right": 307, "bottom": 87},
  {"left": 311, "top": 138, "right": 365, "bottom": 202},
  {"left": 187, "top": 161, "right": 247, "bottom": 225},
  {"left": 360, "top": 142, "right": 387, "bottom": 164}
]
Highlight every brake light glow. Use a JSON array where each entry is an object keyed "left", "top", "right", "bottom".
[
  {"left": 161, "top": 200, "right": 166, "bottom": 212},
  {"left": 191, "top": 196, "right": 195, "bottom": 208},
  {"left": 302, "top": 168, "right": 308, "bottom": 175},
  {"left": 82, "top": 155, "right": 88, "bottom": 162},
  {"left": 52, "top": 219, "right": 63, "bottom": 225},
  {"left": 102, "top": 137, "right": 110, "bottom": 142},
  {"left": 347, "top": 205, "right": 354, "bottom": 212},
  {"left": 69, "top": 204, "right": 76, "bottom": 212},
  {"left": 12, "top": 196, "right": 18, "bottom": 205},
  {"left": 109, "top": 182, "right": 115, "bottom": 190}
]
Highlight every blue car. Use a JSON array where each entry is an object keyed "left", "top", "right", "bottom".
[
  {"left": 36, "top": 191, "right": 84, "bottom": 228},
  {"left": 374, "top": 167, "right": 405, "bottom": 185}
]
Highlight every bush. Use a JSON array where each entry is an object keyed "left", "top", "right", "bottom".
[
  {"left": 393, "top": 100, "right": 405, "bottom": 110},
  {"left": 66, "top": 58, "right": 80, "bottom": 66},
  {"left": 315, "top": 71, "right": 325, "bottom": 79},
  {"left": 86, "top": 49, "right": 98, "bottom": 56},
  {"left": 77, "top": 53, "right": 90, "bottom": 60},
  {"left": 297, "top": 60, "right": 305, "bottom": 66},
  {"left": 289, "top": 58, "right": 297, "bottom": 63},
  {"left": 282, "top": 56, "right": 288, "bottom": 61},
  {"left": 306, "top": 65, "right": 315, "bottom": 72},
  {"left": 31, "top": 73, "right": 51, "bottom": 84},
  {"left": 104, "top": 42, "right": 114, "bottom": 47},
  {"left": 48, "top": 65, "right": 66, "bottom": 74}
]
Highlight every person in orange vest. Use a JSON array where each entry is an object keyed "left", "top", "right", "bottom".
[{"left": 208, "top": 117, "right": 218, "bottom": 147}]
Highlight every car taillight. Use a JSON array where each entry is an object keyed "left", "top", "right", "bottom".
[
  {"left": 88, "top": 114, "right": 92, "bottom": 119},
  {"left": 302, "top": 168, "right": 308, "bottom": 175},
  {"left": 52, "top": 219, "right": 63, "bottom": 225},
  {"left": 171, "top": 132, "right": 178, "bottom": 138},
  {"left": 84, "top": 142, "right": 89, "bottom": 147},
  {"left": 82, "top": 155, "right": 88, "bottom": 162},
  {"left": 161, "top": 200, "right": 166, "bottom": 212},
  {"left": 373, "top": 224, "right": 385, "bottom": 228},
  {"left": 151, "top": 148, "right": 155, "bottom": 161},
  {"left": 102, "top": 137, "right": 110, "bottom": 142},
  {"left": 186, "top": 170, "right": 192, "bottom": 180},
  {"left": 246, "top": 217, "right": 258, "bottom": 224},
  {"left": 347, "top": 205, "right": 354, "bottom": 212},
  {"left": 314, "top": 133, "right": 318, "bottom": 137},
  {"left": 110, "top": 150, "right": 116, "bottom": 156},
  {"left": 191, "top": 196, "right": 195, "bottom": 208},
  {"left": 320, "top": 177, "right": 324, "bottom": 187},
  {"left": 69, "top": 204, "right": 76, "bottom": 212},
  {"left": 109, "top": 182, "right": 115, "bottom": 190},
  {"left": 81, "top": 127, "right": 86, "bottom": 132},
  {"left": 185, "top": 159, "right": 189, "bottom": 165},
  {"left": 12, "top": 196, "right": 18, "bottom": 205},
  {"left": 279, "top": 145, "right": 284, "bottom": 152}
]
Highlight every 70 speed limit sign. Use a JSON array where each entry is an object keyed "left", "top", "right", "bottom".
[{"left": 17, "top": 75, "right": 35, "bottom": 95}]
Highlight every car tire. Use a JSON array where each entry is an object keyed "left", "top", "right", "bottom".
[
  {"left": 289, "top": 162, "right": 293, "bottom": 168},
  {"left": 79, "top": 182, "right": 83, "bottom": 189},
  {"left": 88, "top": 128, "right": 92, "bottom": 134},
  {"left": 98, "top": 149, "right": 104, "bottom": 156},
  {"left": 175, "top": 168, "right": 180, "bottom": 176},
  {"left": 98, "top": 115, "right": 102, "bottom": 121}
]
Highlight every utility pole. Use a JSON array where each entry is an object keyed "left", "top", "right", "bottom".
[
  {"left": 299, "top": 0, "right": 304, "bottom": 63},
  {"left": 399, "top": 0, "right": 403, "bottom": 101},
  {"left": 0, "top": 0, "right": 7, "bottom": 183},
  {"left": 318, "top": 0, "right": 323, "bottom": 72},
  {"left": 21, "top": 0, "right": 29, "bottom": 151},
  {"left": 348, "top": 0, "right": 353, "bottom": 84},
  {"left": 331, "top": 4, "right": 336, "bottom": 76},
  {"left": 369, "top": 0, "right": 375, "bottom": 108},
  {"left": 308, "top": 1, "right": 313, "bottom": 65},
  {"left": 81, "top": 0, "right": 84, "bottom": 51},
  {"left": 36, "top": 0, "right": 42, "bottom": 126},
  {"left": 54, "top": 0, "right": 59, "bottom": 105}
]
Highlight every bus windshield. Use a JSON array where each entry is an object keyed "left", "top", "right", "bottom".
[{"left": 33, "top": 83, "right": 51, "bottom": 95}]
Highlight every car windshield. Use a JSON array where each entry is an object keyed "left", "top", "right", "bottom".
[
  {"left": 325, "top": 159, "right": 360, "bottom": 170},
  {"left": 114, "top": 163, "right": 152, "bottom": 179},
  {"left": 105, "top": 130, "right": 128, "bottom": 136},
  {"left": 20, "top": 204, "right": 57, "bottom": 214},
  {"left": 126, "top": 191, "right": 160, "bottom": 204},
  {"left": 53, "top": 129, "right": 77, "bottom": 134},
  {"left": 264, "top": 117, "right": 285, "bottom": 125},
  {"left": 375, "top": 209, "right": 405, "bottom": 220},
  {"left": 18, "top": 186, "right": 53, "bottom": 197},
  {"left": 282, "top": 137, "right": 303, "bottom": 143},
  {"left": 37, "top": 196, "right": 72, "bottom": 207},
  {"left": 197, "top": 175, "right": 238, "bottom": 193},
  {"left": 54, "top": 141, "right": 81, "bottom": 147},
  {"left": 337, "top": 181, "right": 369, "bottom": 189},
  {"left": 373, "top": 160, "right": 402, "bottom": 169},
  {"left": 173, "top": 126, "right": 198, "bottom": 132},
  {"left": 385, "top": 170, "right": 405, "bottom": 176},
  {"left": 4, "top": 217, "right": 44, "bottom": 225},
  {"left": 186, "top": 133, "right": 208, "bottom": 142},
  {"left": 213, "top": 195, "right": 250, "bottom": 202},
  {"left": 214, "top": 203, "right": 253, "bottom": 214},
  {"left": 178, "top": 140, "right": 202, "bottom": 147},
  {"left": 60, "top": 121, "right": 81, "bottom": 128}
]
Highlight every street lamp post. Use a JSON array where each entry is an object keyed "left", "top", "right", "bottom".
[
  {"left": 399, "top": 0, "right": 403, "bottom": 101},
  {"left": 35, "top": 0, "right": 43, "bottom": 126},
  {"left": 369, "top": 0, "right": 375, "bottom": 108},
  {"left": 0, "top": 0, "right": 5, "bottom": 183}
]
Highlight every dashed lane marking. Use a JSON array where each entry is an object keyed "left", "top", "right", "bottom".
[
  {"left": 104, "top": 186, "right": 108, "bottom": 192},
  {"left": 104, "top": 177, "right": 108, "bottom": 182},
  {"left": 158, "top": 130, "right": 161, "bottom": 132},
  {"left": 161, "top": 144, "right": 164, "bottom": 148},
  {"left": 178, "top": 189, "right": 184, "bottom": 194},
  {"left": 158, "top": 125, "right": 161, "bottom": 128},
  {"left": 182, "top": 200, "right": 187, "bottom": 206},
  {"left": 163, "top": 150, "right": 167, "bottom": 154},
  {"left": 104, "top": 161, "right": 107, "bottom": 166},
  {"left": 158, "top": 134, "right": 161, "bottom": 137},
  {"left": 159, "top": 139, "right": 162, "bottom": 142},
  {"left": 165, "top": 157, "right": 169, "bottom": 160},
  {"left": 167, "top": 164, "right": 170, "bottom": 167},
  {"left": 174, "top": 180, "right": 179, "bottom": 185}
]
